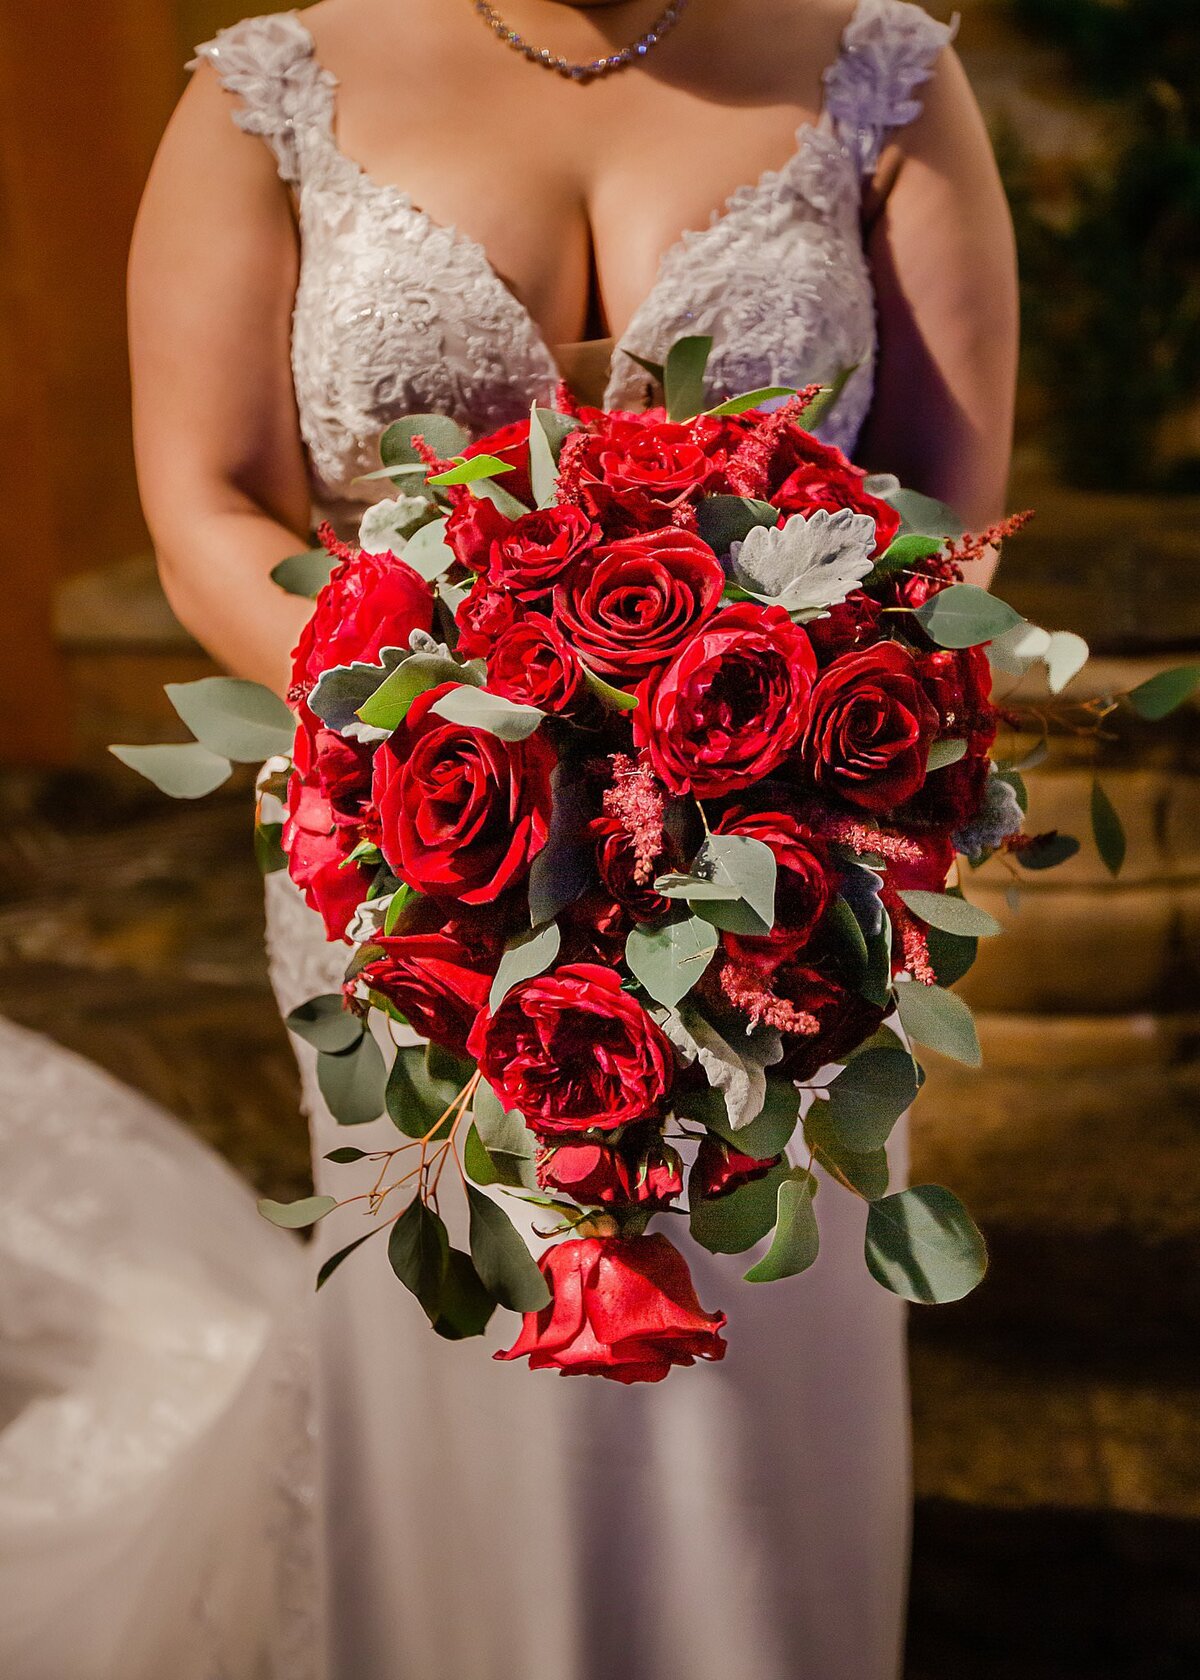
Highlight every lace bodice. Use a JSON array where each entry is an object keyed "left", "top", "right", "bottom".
[{"left": 192, "top": 0, "right": 955, "bottom": 532}]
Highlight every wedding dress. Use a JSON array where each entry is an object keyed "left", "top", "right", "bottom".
[{"left": 198, "top": 6, "right": 956, "bottom": 1678}]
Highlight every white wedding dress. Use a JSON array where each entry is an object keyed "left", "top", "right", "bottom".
[{"left": 0, "top": 6, "right": 956, "bottom": 1679}]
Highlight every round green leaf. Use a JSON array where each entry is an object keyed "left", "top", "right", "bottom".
[
  {"left": 1016, "top": 832, "right": 1080, "bottom": 871},
  {"left": 385, "top": 1044, "right": 461, "bottom": 1140},
  {"left": 109, "top": 741, "right": 233, "bottom": 800},
  {"left": 625, "top": 916, "right": 719, "bottom": 1010},
  {"left": 258, "top": 1194, "right": 337, "bottom": 1230},
  {"left": 1125, "top": 663, "right": 1200, "bottom": 721},
  {"left": 429, "top": 685, "right": 544, "bottom": 740},
  {"left": 286, "top": 994, "right": 364, "bottom": 1054},
  {"left": 688, "top": 1074, "right": 801, "bottom": 1161},
  {"left": 864, "top": 1184, "right": 987, "bottom": 1304},
  {"left": 466, "top": 1186, "right": 550, "bottom": 1313},
  {"left": 894, "top": 981, "right": 982, "bottom": 1067},
  {"left": 388, "top": 1198, "right": 449, "bottom": 1320},
  {"left": 1090, "top": 779, "right": 1127, "bottom": 877},
  {"left": 270, "top": 547, "right": 334, "bottom": 599},
  {"left": 380, "top": 413, "right": 469, "bottom": 467},
  {"left": 165, "top": 677, "right": 296, "bottom": 762},
  {"left": 804, "top": 1105, "right": 890, "bottom": 1201},
  {"left": 824, "top": 1047, "right": 920, "bottom": 1151},
  {"left": 744, "top": 1172, "right": 820, "bottom": 1283},
  {"left": 399, "top": 517, "right": 457, "bottom": 582},
  {"left": 689, "top": 1158, "right": 791, "bottom": 1255},
  {"left": 695, "top": 495, "right": 779, "bottom": 555},
  {"left": 318, "top": 1034, "right": 389, "bottom": 1126},
  {"left": 490, "top": 922, "right": 561, "bottom": 1011},
  {"left": 926, "top": 737, "right": 968, "bottom": 772},
  {"left": 913, "top": 584, "right": 1024, "bottom": 649},
  {"left": 897, "top": 889, "right": 1003, "bottom": 939}
]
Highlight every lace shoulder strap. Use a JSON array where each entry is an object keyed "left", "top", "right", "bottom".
[
  {"left": 823, "top": 0, "right": 958, "bottom": 177},
  {"left": 188, "top": 11, "right": 335, "bottom": 187}
]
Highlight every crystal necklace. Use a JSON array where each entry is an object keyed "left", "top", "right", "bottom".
[{"left": 472, "top": 0, "right": 691, "bottom": 81}]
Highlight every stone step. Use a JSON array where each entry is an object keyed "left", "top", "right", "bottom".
[{"left": 907, "top": 1337, "right": 1200, "bottom": 1679}]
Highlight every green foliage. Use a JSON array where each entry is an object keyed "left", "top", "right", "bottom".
[
  {"left": 625, "top": 915, "right": 719, "bottom": 1010},
  {"left": 912, "top": 584, "right": 1024, "bottom": 650},
  {"left": 687, "top": 1075, "right": 801, "bottom": 1161},
  {"left": 258, "top": 1194, "right": 337, "bottom": 1230},
  {"left": 823, "top": 1045, "right": 921, "bottom": 1152},
  {"left": 894, "top": 982, "right": 983, "bottom": 1067},
  {"left": 690, "top": 1158, "right": 792, "bottom": 1255},
  {"left": 165, "top": 677, "right": 295, "bottom": 762},
  {"left": 1090, "top": 779, "right": 1127, "bottom": 876},
  {"left": 696, "top": 495, "right": 779, "bottom": 556},
  {"left": 490, "top": 922, "right": 562, "bottom": 1010},
  {"left": 664, "top": 334, "right": 713, "bottom": 421},
  {"left": 385, "top": 1044, "right": 462, "bottom": 1141},
  {"left": 388, "top": 1197, "right": 450, "bottom": 1320},
  {"left": 744, "top": 1171, "right": 820, "bottom": 1283},
  {"left": 286, "top": 994, "right": 364, "bottom": 1054},
  {"left": 271, "top": 547, "right": 335, "bottom": 598},
  {"left": 897, "top": 890, "right": 1003, "bottom": 939},
  {"left": 109, "top": 741, "right": 233, "bottom": 799},
  {"left": 466, "top": 1186, "right": 550, "bottom": 1313},
  {"left": 1126, "top": 663, "right": 1200, "bottom": 720},
  {"left": 380, "top": 413, "right": 469, "bottom": 467},
  {"left": 864, "top": 1184, "right": 987, "bottom": 1304},
  {"left": 429, "top": 685, "right": 544, "bottom": 740},
  {"left": 318, "top": 1033, "right": 389, "bottom": 1126}
]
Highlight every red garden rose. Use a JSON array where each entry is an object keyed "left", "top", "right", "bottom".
[
  {"left": 444, "top": 492, "right": 514, "bottom": 575},
  {"left": 727, "top": 418, "right": 900, "bottom": 555},
  {"left": 455, "top": 580, "right": 519, "bottom": 657},
  {"left": 713, "top": 806, "right": 835, "bottom": 963},
  {"left": 902, "top": 645, "right": 999, "bottom": 829},
  {"left": 634, "top": 603, "right": 817, "bottom": 797},
  {"left": 691, "top": 1136, "right": 780, "bottom": 1200},
  {"left": 496, "top": 1234, "right": 726, "bottom": 1382},
  {"left": 290, "top": 548, "right": 433, "bottom": 696},
  {"left": 558, "top": 413, "right": 724, "bottom": 533},
  {"left": 463, "top": 418, "right": 534, "bottom": 505},
  {"left": 373, "top": 683, "right": 555, "bottom": 903},
  {"left": 355, "top": 930, "right": 491, "bottom": 1055},
  {"left": 805, "top": 590, "right": 884, "bottom": 663},
  {"left": 537, "top": 1131, "right": 683, "bottom": 1208},
  {"left": 591, "top": 816, "right": 671, "bottom": 923},
  {"left": 281, "top": 705, "right": 376, "bottom": 942},
  {"left": 487, "top": 614, "right": 583, "bottom": 713},
  {"left": 487, "top": 505, "right": 598, "bottom": 600},
  {"left": 552, "top": 528, "right": 725, "bottom": 684},
  {"left": 799, "top": 641, "right": 940, "bottom": 812},
  {"left": 468, "top": 962, "right": 674, "bottom": 1135}
]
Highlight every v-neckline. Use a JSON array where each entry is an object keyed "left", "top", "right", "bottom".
[{"left": 290, "top": 3, "right": 863, "bottom": 401}]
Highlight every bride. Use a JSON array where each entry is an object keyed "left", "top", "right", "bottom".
[{"left": 128, "top": 2, "right": 1016, "bottom": 1676}]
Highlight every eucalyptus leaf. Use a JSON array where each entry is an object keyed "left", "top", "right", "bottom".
[
  {"left": 318, "top": 1033, "right": 389, "bottom": 1126},
  {"left": 925, "top": 924, "right": 978, "bottom": 988},
  {"left": 466, "top": 1185, "right": 550, "bottom": 1312},
  {"left": 1091, "top": 779, "right": 1126, "bottom": 877},
  {"left": 926, "top": 737, "right": 968, "bottom": 772},
  {"left": 432, "top": 1248, "right": 497, "bottom": 1340},
  {"left": 581, "top": 665, "right": 639, "bottom": 712},
  {"left": 359, "top": 495, "right": 432, "bottom": 554},
  {"left": 428, "top": 454, "right": 517, "bottom": 486},
  {"left": 324, "top": 1146, "right": 369, "bottom": 1164},
  {"left": 897, "top": 890, "right": 1003, "bottom": 939},
  {"left": 286, "top": 994, "right": 364, "bottom": 1054},
  {"left": 430, "top": 685, "right": 544, "bottom": 740},
  {"left": 470, "top": 477, "right": 530, "bottom": 519},
  {"left": 1125, "top": 663, "right": 1200, "bottom": 721},
  {"left": 824, "top": 1047, "right": 919, "bottom": 1152},
  {"left": 685, "top": 1074, "right": 801, "bottom": 1160},
  {"left": 690, "top": 1157, "right": 791, "bottom": 1254},
  {"left": 380, "top": 413, "right": 469, "bottom": 468},
  {"left": 864, "top": 532, "right": 944, "bottom": 588},
  {"left": 316, "top": 1230, "right": 377, "bottom": 1290},
  {"left": 804, "top": 1104, "right": 890, "bottom": 1200},
  {"left": 254, "top": 820, "right": 287, "bottom": 875},
  {"left": 894, "top": 982, "right": 982, "bottom": 1067},
  {"left": 870, "top": 484, "right": 966, "bottom": 540},
  {"left": 308, "top": 646, "right": 409, "bottom": 734},
  {"left": 258, "top": 1194, "right": 337, "bottom": 1230},
  {"left": 625, "top": 916, "right": 718, "bottom": 1010},
  {"left": 864, "top": 1184, "right": 987, "bottom": 1304},
  {"left": 658, "top": 1006, "right": 769, "bottom": 1131},
  {"left": 823, "top": 895, "right": 870, "bottom": 984},
  {"left": 490, "top": 922, "right": 561, "bottom": 1010},
  {"left": 744, "top": 1172, "right": 820, "bottom": 1282},
  {"left": 527, "top": 765, "right": 594, "bottom": 924},
  {"left": 1044, "top": 630, "right": 1090, "bottom": 694},
  {"left": 109, "top": 741, "right": 232, "bottom": 800},
  {"left": 622, "top": 349, "right": 665, "bottom": 385},
  {"left": 271, "top": 547, "right": 334, "bottom": 599},
  {"left": 913, "top": 584, "right": 1024, "bottom": 650},
  {"left": 799, "top": 363, "right": 856, "bottom": 431},
  {"left": 400, "top": 516, "right": 457, "bottom": 582},
  {"left": 704, "top": 386, "right": 796, "bottom": 416},
  {"left": 664, "top": 334, "right": 713, "bottom": 422},
  {"left": 385, "top": 1044, "right": 462, "bottom": 1141},
  {"left": 529, "top": 405, "right": 580, "bottom": 507},
  {"left": 165, "top": 677, "right": 296, "bottom": 762},
  {"left": 658, "top": 834, "right": 777, "bottom": 932},
  {"left": 1016, "top": 832, "right": 1081, "bottom": 871},
  {"left": 356, "top": 648, "right": 477, "bottom": 731},
  {"left": 387, "top": 1197, "right": 450, "bottom": 1320},
  {"left": 696, "top": 495, "right": 779, "bottom": 557}
]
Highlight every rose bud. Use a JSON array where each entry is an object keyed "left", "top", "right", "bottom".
[
  {"left": 691, "top": 1136, "right": 781, "bottom": 1201},
  {"left": 537, "top": 1132, "right": 683, "bottom": 1208}
]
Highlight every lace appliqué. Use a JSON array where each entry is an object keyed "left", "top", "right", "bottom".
[{"left": 823, "top": 0, "right": 959, "bottom": 176}]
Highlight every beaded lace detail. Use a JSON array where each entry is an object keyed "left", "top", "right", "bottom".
[{"left": 191, "top": 0, "right": 954, "bottom": 528}]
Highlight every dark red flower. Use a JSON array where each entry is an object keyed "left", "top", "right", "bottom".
[
  {"left": 468, "top": 962, "right": 674, "bottom": 1135},
  {"left": 591, "top": 815, "right": 671, "bottom": 923},
  {"left": 805, "top": 591, "right": 884, "bottom": 663},
  {"left": 496, "top": 1234, "right": 727, "bottom": 1383},
  {"left": 487, "top": 505, "right": 598, "bottom": 600},
  {"left": 558, "top": 412, "right": 723, "bottom": 533},
  {"left": 553, "top": 528, "right": 724, "bottom": 684},
  {"left": 691, "top": 1136, "right": 780, "bottom": 1200},
  {"left": 902, "top": 645, "right": 998, "bottom": 829},
  {"left": 634, "top": 603, "right": 817, "bottom": 797},
  {"left": 487, "top": 614, "right": 583, "bottom": 713},
  {"left": 712, "top": 806, "right": 835, "bottom": 964},
  {"left": 355, "top": 930, "right": 491, "bottom": 1055},
  {"left": 727, "top": 418, "right": 900, "bottom": 555},
  {"left": 536, "top": 1131, "right": 683, "bottom": 1208},
  {"left": 771, "top": 963, "right": 887, "bottom": 1081},
  {"left": 444, "top": 492, "right": 514, "bottom": 575},
  {"left": 281, "top": 710, "right": 374, "bottom": 942},
  {"left": 455, "top": 580, "right": 519, "bottom": 657},
  {"left": 799, "top": 641, "right": 939, "bottom": 812},
  {"left": 373, "top": 683, "right": 555, "bottom": 903},
  {"left": 290, "top": 548, "right": 433, "bottom": 696}
]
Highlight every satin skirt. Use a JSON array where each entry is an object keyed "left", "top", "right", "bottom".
[{"left": 266, "top": 873, "right": 912, "bottom": 1680}]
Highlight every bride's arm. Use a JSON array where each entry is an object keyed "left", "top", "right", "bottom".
[
  {"left": 128, "top": 66, "right": 314, "bottom": 698},
  {"left": 857, "top": 47, "right": 1019, "bottom": 589}
]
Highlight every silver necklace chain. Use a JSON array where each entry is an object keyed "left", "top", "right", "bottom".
[{"left": 472, "top": 1, "right": 691, "bottom": 81}]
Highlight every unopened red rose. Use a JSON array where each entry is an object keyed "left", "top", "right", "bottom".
[
  {"left": 487, "top": 614, "right": 583, "bottom": 713},
  {"left": 373, "top": 683, "right": 555, "bottom": 903},
  {"left": 634, "top": 603, "right": 817, "bottom": 797},
  {"left": 903, "top": 644, "right": 998, "bottom": 828},
  {"left": 455, "top": 580, "right": 519, "bottom": 657},
  {"left": 444, "top": 491, "right": 514, "bottom": 575},
  {"left": 691, "top": 1136, "right": 780, "bottom": 1200},
  {"left": 537, "top": 1132, "right": 683, "bottom": 1208},
  {"left": 487, "top": 504, "right": 598, "bottom": 600},
  {"left": 468, "top": 962, "right": 674, "bottom": 1135},
  {"left": 799, "top": 641, "right": 939, "bottom": 812},
  {"left": 290, "top": 548, "right": 433, "bottom": 697},
  {"left": 553, "top": 528, "right": 724, "bottom": 684},
  {"left": 591, "top": 816, "right": 671, "bottom": 923},
  {"left": 496, "top": 1234, "right": 726, "bottom": 1382},
  {"left": 805, "top": 591, "right": 884, "bottom": 663},
  {"left": 355, "top": 930, "right": 491, "bottom": 1055}
]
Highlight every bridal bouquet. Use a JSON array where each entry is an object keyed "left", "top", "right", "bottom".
[{"left": 114, "top": 338, "right": 1197, "bottom": 1382}]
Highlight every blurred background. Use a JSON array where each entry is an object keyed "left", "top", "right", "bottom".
[{"left": 0, "top": 1, "right": 1197, "bottom": 1674}]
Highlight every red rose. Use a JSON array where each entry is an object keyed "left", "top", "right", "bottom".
[
  {"left": 634, "top": 603, "right": 817, "bottom": 797},
  {"left": 805, "top": 591, "right": 884, "bottom": 663},
  {"left": 799, "top": 641, "right": 940, "bottom": 812},
  {"left": 772, "top": 963, "right": 887, "bottom": 1081},
  {"left": 487, "top": 505, "right": 598, "bottom": 600},
  {"left": 468, "top": 962, "right": 674, "bottom": 1135},
  {"left": 727, "top": 419, "right": 899, "bottom": 555},
  {"left": 282, "top": 711, "right": 374, "bottom": 942},
  {"left": 463, "top": 419, "right": 534, "bottom": 506},
  {"left": 903, "top": 645, "right": 998, "bottom": 829},
  {"left": 355, "top": 930, "right": 491, "bottom": 1055},
  {"left": 444, "top": 492, "right": 514, "bottom": 575},
  {"left": 691, "top": 1136, "right": 780, "bottom": 1200},
  {"left": 373, "top": 683, "right": 555, "bottom": 903},
  {"left": 591, "top": 816, "right": 671, "bottom": 923},
  {"left": 290, "top": 549, "right": 433, "bottom": 696},
  {"left": 496, "top": 1233, "right": 727, "bottom": 1383},
  {"left": 487, "top": 614, "right": 583, "bottom": 713},
  {"left": 558, "top": 413, "right": 722, "bottom": 533},
  {"left": 713, "top": 806, "right": 835, "bottom": 963},
  {"left": 537, "top": 1131, "right": 683, "bottom": 1208},
  {"left": 552, "top": 528, "right": 725, "bottom": 684},
  {"left": 455, "top": 580, "right": 519, "bottom": 657}
]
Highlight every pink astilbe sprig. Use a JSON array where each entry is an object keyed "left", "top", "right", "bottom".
[
  {"left": 410, "top": 432, "right": 455, "bottom": 475},
  {"left": 719, "top": 960, "right": 822, "bottom": 1035},
  {"left": 723, "top": 392, "right": 820, "bottom": 499},
  {"left": 946, "top": 509, "right": 1034, "bottom": 571},
  {"left": 602, "top": 754, "right": 666, "bottom": 887},
  {"left": 316, "top": 520, "right": 358, "bottom": 566},
  {"left": 799, "top": 808, "right": 925, "bottom": 866},
  {"left": 880, "top": 886, "right": 937, "bottom": 986}
]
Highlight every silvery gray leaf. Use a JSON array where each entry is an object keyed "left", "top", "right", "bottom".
[
  {"left": 358, "top": 495, "right": 431, "bottom": 554},
  {"left": 346, "top": 895, "right": 394, "bottom": 943},
  {"left": 953, "top": 771, "right": 1025, "bottom": 861},
  {"left": 308, "top": 646, "right": 410, "bottom": 735},
  {"left": 659, "top": 1006, "right": 768, "bottom": 1130},
  {"left": 730, "top": 508, "right": 876, "bottom": 614}
]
